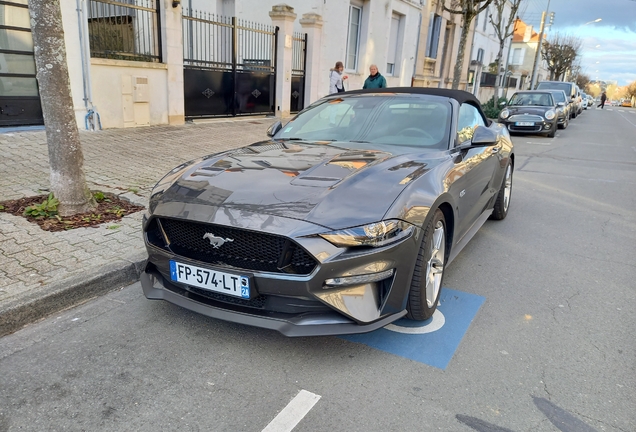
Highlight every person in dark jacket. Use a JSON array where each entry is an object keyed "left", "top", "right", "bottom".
[
  {"left": 363, "top": 65, "right": 387, "bottom": 89},
  {"left": 597, "top": 91, "right": 607, "bottom": 109}
]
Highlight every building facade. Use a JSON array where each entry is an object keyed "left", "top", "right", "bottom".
[
  {"left": 2, "top": 0, "right": 425, "bottom": 130},
  {"left": 468, "top": 1, "right": 518, "bottom": 102},
  {"left": 508, "top": 17, "right": 549, "bottom": 91}
]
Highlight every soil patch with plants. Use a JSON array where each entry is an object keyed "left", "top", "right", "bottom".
[{"left": 0, "top": 191, "right": 145, "bottom": 232}]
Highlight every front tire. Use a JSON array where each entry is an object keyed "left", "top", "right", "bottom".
[
  {"left": 490, "top": 161, "right": 513, "bottom": 220},
  {"left": 406, "top": 209, "right": 446, "bottom": 321}
]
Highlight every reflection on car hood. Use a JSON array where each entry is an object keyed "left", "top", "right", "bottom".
[
  {"left": 150, "top": 141, "right": 442, "bottom": 229},
  {"left": 505, "top": 106, "right": 552, "bottom": 117}
]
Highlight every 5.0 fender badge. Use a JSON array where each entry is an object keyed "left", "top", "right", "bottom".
[{"left": 203, "top": 233, "right": 234, "bottom": 248}]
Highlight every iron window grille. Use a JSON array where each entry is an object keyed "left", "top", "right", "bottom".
[{"left": 86, "top": 0, "right": 162, "bottom": 63}]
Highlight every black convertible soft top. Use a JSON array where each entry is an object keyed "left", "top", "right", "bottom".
[{"left": 343, "top": 87, "right": 482, "bottom": 106}]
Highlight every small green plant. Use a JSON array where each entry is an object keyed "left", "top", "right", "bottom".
[
  {"left": 107, "top": 224, "right": 121, "bottom": 230},
  {"left": 482, "top": 96, "right": 508, "bottom": 120},
  {"left": 107, "top": 206, "right": 126, "bottom": 217},
  {"left": 0, "top": 205, "right": 4, "bottom": 211},
  {"left": 127, "top": 187, "right": 139, "bottom": 194},
  {"left": 24, "top": 193, "right": 59, "bottom": 218},
  {"left": 93, "top": 191, "right": 106, "bottom": 202}
]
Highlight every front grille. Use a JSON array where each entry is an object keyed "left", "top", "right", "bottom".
[
  {"left": 508, "top": 114, "right": 544, "bottom": 122},
  {"left": 508, "top": 124, "right": 542, "bottom": 132},
  {"left": 154, "top": 218, "right": 318, "bottom": 275}
]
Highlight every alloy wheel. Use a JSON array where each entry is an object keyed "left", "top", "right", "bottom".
[
  {"left": 425, "top": 221, "right": 445, "bottom": 308},
  {"left": 503, "top": 164, "right": 512, "bottom": 212}
]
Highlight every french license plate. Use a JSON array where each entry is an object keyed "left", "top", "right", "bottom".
[
  {"left": 515, "top": 121, "right": 534, "bottom": 126},
  {"left": 169, "top": 260, "right": 250, "bottom": 299}
]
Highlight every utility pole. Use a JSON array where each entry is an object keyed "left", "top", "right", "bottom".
[{"left": 530, "top": 0, "right": 551, "bottom": 89}]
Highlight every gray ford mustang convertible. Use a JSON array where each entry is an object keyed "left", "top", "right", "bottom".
[{"left": 141, "top": 88, "right": 514, "bottom": 336}]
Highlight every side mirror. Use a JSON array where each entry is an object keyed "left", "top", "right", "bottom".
[
  {"left": 499, "top": 101, "right": 507, "bottom": 107},
  {"left": 557, "top": 102, "right": 565, "bottom": 107},
  {"left": 471, "top": 126, "right": 498, "bottom": 146},
  {"left": 266, "top": 120, "right": 282, "bottom": 137}
]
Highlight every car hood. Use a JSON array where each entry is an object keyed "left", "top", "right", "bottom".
[
  {"left": 149, "top": 141, "right": 442, "bottom": 229},
  {"left": 505, "top": 106, "right": 552, "bottom": 117}
]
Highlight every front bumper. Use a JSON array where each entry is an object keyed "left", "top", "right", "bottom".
[
  {"left": 141, "top": 269, "right": 406, "bottom": 337},
  {"left": 141, "top": 212, "right": 422, "bottom": 337},
  {"left": 501, "top": 119, "right": 556, "bottom": 134}
]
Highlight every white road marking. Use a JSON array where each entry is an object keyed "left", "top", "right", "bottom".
[
  {"left": 385, "top": 310, "right": 446, "bottom": 334},
  {"left": 606, "top": 108, "right": 613, "bottom": 111},
  {"left": 262, "top": 390, "right": 321, "bottom": 432},
  {"left": 619, "top": 109, "right": 625, "bottom": 112},
  {"left": 525, "top": 141, "right": 552, "bottom": 146}
]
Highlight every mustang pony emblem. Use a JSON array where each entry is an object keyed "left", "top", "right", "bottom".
[{"left": 202, "top": 233, "right": 234, "bottom": 248}]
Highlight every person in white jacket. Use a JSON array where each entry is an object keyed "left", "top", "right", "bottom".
[{"left": 329, "top": 61, "right": 348, "bottom": 94}]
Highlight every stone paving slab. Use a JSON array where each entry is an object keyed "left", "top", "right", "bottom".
[{"left": 0, "top": 117, "right": 274, "bottom": 336}]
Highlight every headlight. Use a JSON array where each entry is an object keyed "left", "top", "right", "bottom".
[
  {"left": 544, "top": 110, "right": 556, "bottom": 120},
  {"left": 500, "top": 109, "right": 510, "bottom": 119},
  {"left": 319, "top": 220, "right": 414, "bottom": 247}
]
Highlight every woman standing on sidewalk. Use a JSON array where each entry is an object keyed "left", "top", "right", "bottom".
[
  {"left": 363, "top": 64, "right": 387, "bottom": 89},
  {"left": 329, "top": 61, "right": 348, "bottom": 94}
]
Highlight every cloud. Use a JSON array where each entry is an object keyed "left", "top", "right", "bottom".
[{"left": 523, "top": 1, "right": 636, "bottom": 85}]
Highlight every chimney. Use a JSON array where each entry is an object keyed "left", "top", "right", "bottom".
[{"left": 524, "top": 25, "right": 533, "bottom": 42}]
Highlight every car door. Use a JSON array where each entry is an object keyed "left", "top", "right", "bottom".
[{"left": 452, "top": 103, "right": 501, "bottom": 241}]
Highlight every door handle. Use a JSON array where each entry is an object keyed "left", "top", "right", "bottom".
[{"left": 491, "top": 147, "right": 500, "bottom": 153}]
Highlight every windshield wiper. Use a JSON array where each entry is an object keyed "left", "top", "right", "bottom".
[{"left": 349, "top": 140, "right": 370, "bottom": 143}]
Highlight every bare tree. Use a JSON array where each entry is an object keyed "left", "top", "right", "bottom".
[
  {"left": 574, "top": 72, "right": 590, "bottom": 91},
  {"left": 489, "top": 0, "right": 524, "bottom": 99},
  {"left": 540, "top": 33, "right": 582, "bottom": 81},
  {"left": 29, "top": 0, "right": 96, "bottom": 216},
  {"left": 443, "top": 0, "right": 494, "bottom": 89}
]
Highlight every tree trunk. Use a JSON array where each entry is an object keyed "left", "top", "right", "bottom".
[
  {"left": 493, "top": 41, "right": 505, "bottom": 102},
  {"left": 452, "top": 17, "right": 472, "bottom": 90},
  {"left": 29, "top": 0, "right": 96, "bottom": 216}
]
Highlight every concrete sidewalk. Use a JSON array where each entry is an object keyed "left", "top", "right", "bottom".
[{"left": 0, "top": 117, "right": 274, "bottom": 336}]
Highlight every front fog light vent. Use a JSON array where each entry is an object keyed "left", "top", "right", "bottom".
[{"left": 324, "top": 269, "right": 394, "bottom": 288}]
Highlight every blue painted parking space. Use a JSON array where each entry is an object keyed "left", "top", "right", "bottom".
[{"left": 341, "top": 288, "right": 485, "bottom": 370}]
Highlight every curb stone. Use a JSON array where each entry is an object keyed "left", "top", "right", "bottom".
[{"left": 0, "top": 252, "right": 147, "bottom": 337}]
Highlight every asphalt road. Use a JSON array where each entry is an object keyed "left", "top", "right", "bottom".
[{"left": 1, "top": 106, "right": 635, "bottom": 432}]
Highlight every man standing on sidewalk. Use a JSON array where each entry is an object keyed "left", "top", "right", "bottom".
[{"left": 597, "top": 91, "right": 607, "bottom": 109}]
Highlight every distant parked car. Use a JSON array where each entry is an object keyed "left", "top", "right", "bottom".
[
  {"left": 535, "top": 81, "right": 579, "bottom": 118},
  {"left": 621, "top": 100, "right": 632, "bottom": 107},
  {"left": 581, "top": 92, "right": 589, "bottom": 109},
  {"left": 499, "top": 90, "right": 559, "bottom": 137},
  {"left": 544, "top": 89, "right": 570, "bottom": 129}
]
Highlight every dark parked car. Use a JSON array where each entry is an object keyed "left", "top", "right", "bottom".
[
  {"left": 499, "top": 91, "right": 559, "bottom": 137},
  {"left": 543, "top": 89, "right": 570, "bottom": 129},
  {"left": 141, "top": 88, "right": 514, "bottom": 337}
]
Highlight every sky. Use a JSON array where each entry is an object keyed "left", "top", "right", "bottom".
[{"left": 520, "top": 0, "right": 636, "bottom": 86}]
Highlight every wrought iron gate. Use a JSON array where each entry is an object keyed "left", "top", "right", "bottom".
[
  {"left": 0, "top": 1, "right": 43, "bottom": 127},
  {"left": 182, "top": 11, "right": 277, "bottom": 118},
  {"left": 290, "top": 32, "right": 307, "bottom": 114}
]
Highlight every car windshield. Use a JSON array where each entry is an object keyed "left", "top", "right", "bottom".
[
  {"left": 549, "top": 91, "right": 566, "bottom": 103},
  {"left": 508, "top": 93, "right": 554, "bottom": 106},
  {"left": 275, "top": 95, "right": 451, "bottom": 149}
]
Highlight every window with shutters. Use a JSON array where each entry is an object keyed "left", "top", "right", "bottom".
[
  {"left": 510, "top": 48, "right": 523, "bottom": 65},
  {"left": 386, "top": 13, "right": 402, "bottom": 76},
  {"left": 425, "top": 13, "right": 442, "bottom": 59},
  {"left": 346, "top": 5, "right": 362, "bottom": 70}
]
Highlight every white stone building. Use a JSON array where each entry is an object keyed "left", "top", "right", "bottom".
[
  {"left": 1, "top": 0, "right": 424, "bottom": 130},
  {"left": 468, "top": 1, "right": 517, "bottom": 102}
]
